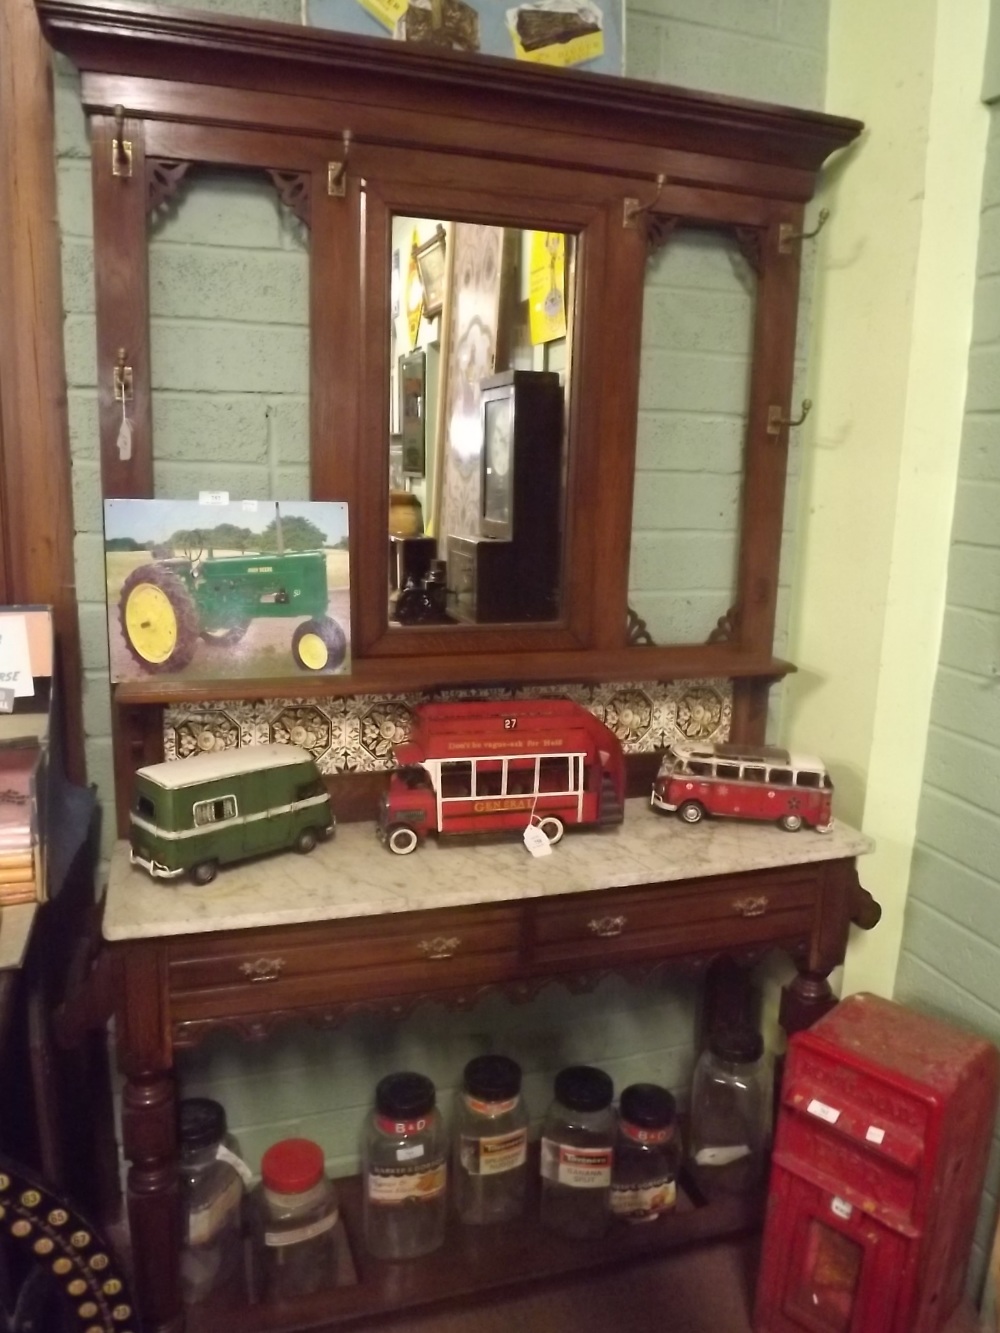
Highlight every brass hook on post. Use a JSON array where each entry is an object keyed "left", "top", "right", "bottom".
[
  {"left": 623, "top": 173, "right": 666, "bottom": 229},
  {"left": 778, "top": 207, "right": 829, "bottom": 254},
  {"left": 328, "top": 130, "right": 353, "bottom": 197},
  {"left": 767, "top": 398, "right": 811, "bottom": 436},
  {"left": 112, "top": 105, "right": 133, "bottom": 178},
  {"left": 114, "top": 348, "right": 133, "bottom": 402}
]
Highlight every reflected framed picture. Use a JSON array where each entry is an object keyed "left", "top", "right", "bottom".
[
  {"left": 413, "top": 224, "right": 447, "bottom": 319},
  {"left": 399, "top": 350, "right": 426, "bottom": 476}
]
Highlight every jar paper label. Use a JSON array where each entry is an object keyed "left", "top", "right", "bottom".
[
  {"left": 610, "top": 1178, "right": 677, "bottom": 1221},
  {"left": 540, "top": 1139, "right": 612, "bottom": 1189},
  {"left": 367, "top": 1161, "right": 446, "bottom": 1204},
  {"left": 188, "top": 1175, "right": 242, "bottom": 1247},
  {"left": 460, "top": 1128, "right": 527, "bottom": 1177},
  {"left": 397, "top": 1144, "right": 424, "bottom": 1162},
  {"left": 264, "top": 1210, "right": 337, "bottom": 1247}
]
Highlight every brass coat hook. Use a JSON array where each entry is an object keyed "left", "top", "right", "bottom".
[
  {"left": 112, "top": 105, "right": 133, "bottom": 178},
  {"left": 114, "top": 347, "right": 133, "bottom": 402},
  {"left": 767, "top": 398, "right": 811, "bottom": 436},
  {"left": 778, "top": 207, "right": 829, "bottom": 254},
  {"left": 623, "top": 173, "right": 666, "bottom": 229},
  {"left": 328, "top": 130, "right": 353, "bottom": 197}
]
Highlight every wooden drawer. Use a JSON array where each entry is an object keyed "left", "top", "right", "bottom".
[
  {"left": 167, "top": 904, "right": 522, "bottom": 1015},
  {"left": 531, "top": 873, "right": 818, "bottom": 968}
]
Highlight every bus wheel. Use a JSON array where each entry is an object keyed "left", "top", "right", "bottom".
[
  {"left": 295, "top": 827, "right": 318, "bottom": 854},
  {"left": 537, "top": 816, "right": 565, "bottom": 845},
  {"left": 388, "top": 825, "right": 418, "bottom": 855},
  {"left": 780, "top": 813, "right": 803, "bottom": 832},
  {"left": 678, "top": 801, "right": 704, "bottom": 825},
  {"left": 190, "top": 860, "right": 218, "bottom": 886}
]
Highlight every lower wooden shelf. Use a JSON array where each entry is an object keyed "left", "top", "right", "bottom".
[{"left": 186, "top": 1169, "right": 764, "bottom": 1332}]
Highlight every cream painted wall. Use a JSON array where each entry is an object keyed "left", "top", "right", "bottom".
[{"left": 782, "top": 0, "right": 990, "bottom": 997}]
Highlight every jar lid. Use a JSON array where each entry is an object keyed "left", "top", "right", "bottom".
[
  {"left": 178, "top": 1097, "right": 227, "bottom": 1150},
  {"left": 553, "top": 1065, "right": 613, "bottom": 1113},
  {"left": 708, "top": 1026, "right": 764, "bottom": 1064},
  {"left": 375, "top": 1071, "right": 436, "bottom": 1121},
  {"left": 619, "top": 1083, "right": 676, "bottom": 1130},
  {"left": 463, "top": 1054, "right": 522, "bottom": 1102},
  {"left": 261, "top": 1138, "right": 325, "bottom": 1194}
]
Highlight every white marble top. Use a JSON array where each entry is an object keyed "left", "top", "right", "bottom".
[
  {"left": 104, "top": 799, "right": 874, "bottom": 942},
  {"left": 0, "top": 903, "right": 37, "bottom": 969}
]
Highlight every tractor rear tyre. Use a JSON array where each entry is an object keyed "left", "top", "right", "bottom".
[
  {"left": 292, "top": 616, "right": 347, "bottom": 673},
  {"left": 119, "top": 563, "right": 199, "bottom": 674}
]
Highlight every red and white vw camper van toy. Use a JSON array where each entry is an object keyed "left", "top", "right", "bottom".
[
  {"left": 650, "top": 742, "right": 834, "bottom": 832},
  {"left": 378, "top": 698, "right": 626, "bottom": 854}
]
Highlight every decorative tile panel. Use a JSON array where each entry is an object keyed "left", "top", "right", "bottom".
[{"left": 164, "top": 679, "right": 732, "bottom": 773}]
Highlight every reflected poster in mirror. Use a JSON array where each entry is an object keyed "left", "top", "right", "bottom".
[{"left": 104, "top": 499, "right": 351, "bottom": 683}]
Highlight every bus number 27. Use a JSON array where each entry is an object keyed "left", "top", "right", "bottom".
[{"left": 503, "top": 718, "right": 517, "bottom": 730}]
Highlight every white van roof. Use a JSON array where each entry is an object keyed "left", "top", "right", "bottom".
[
  {"left": 673, "top": 742, "right": 827, "bottom": 774},
  {"left": 137, "top": 744, "right": 316, "bottom": 790}
]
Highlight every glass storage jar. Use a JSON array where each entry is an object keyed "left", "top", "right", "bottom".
[
  {"left": 539, "top": 1065, "right": 615, "bottom": 1239},
  {"left": 178, "top": 1097, "right": 245, "bottom": 1305},
  {"left": 689, "top": 1026, "right": 769, "bottom": 1196},
  {"left": 610, "top": 1083, "right": 681, "bottom": 1223},
  {"left": 254, "top": 1137, "right": 339, "bottom": 1301},
  {"left": 454, "top": 1054, "right": 528, "bottom": 1225},
  {"left": 363, "top": 1071, "right": 448, "bottom": 1260}
]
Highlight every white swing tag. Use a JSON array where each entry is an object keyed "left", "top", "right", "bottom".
[
  {"left": 116, "top": 416, "right": 133, "bottom": 461},
  {"left": 523, "top": 824, "right": 552, "bottom": 858}
]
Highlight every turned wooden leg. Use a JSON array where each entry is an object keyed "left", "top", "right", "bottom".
[
  {"left": 779, "top": 967, "right": 837, "bottom": 1040},
  {"left": 122, "top": 1071, "right": 183, "bottom": 1333}
]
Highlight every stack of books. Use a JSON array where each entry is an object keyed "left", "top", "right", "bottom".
[{"left": 0, "top": 746, "right": 42, "bottom": 905}]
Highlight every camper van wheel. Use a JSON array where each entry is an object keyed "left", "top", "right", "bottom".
[
  {"left": 295, "top": 828, "right": 318, "bottom": 854},
  {"left": 190, "top": 860, "right": 218, "bottom": 886},
  {"left": 537, "top": 816, "right": 565, "bottom": 845},
  {"left": 814, "top": 820, "right": 835, "bottom": 834},
  {"left": 678, "top": 801, "right": 704, "bottom": 825},
  {"left": 291, "top": 616, "right": 348, "bottom": 673},
  {"left": 387, "top": 825, "right": 418, "bottom": 855},
  {"left": 780, "top": 813, "right": 803, "bottom": 832}
]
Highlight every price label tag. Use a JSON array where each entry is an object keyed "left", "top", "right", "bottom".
[
  {"left": 523, "top": 824, "right": 552, "bottom": 858},
  {"left": 199, "top": 490, "right": 230, "bottom": 506},
  {"left": 865, "top": 1125, "right": 885, "bottom": 1145},
  {"left": 831, "top": 1196, "right": 853, "bottom": 1221},
  {"left": 806, "top": 1099, "right": 841, "bottom": 1125},
  {"left": 0, "top": 616, "right": 34, "bottom": 698}
]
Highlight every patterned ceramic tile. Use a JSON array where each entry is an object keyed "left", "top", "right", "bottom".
[{"left": 163, "top": 679, "right": 733, "bottom": 774}]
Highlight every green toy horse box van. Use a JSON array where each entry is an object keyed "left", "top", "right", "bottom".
[{"left": 129, "top": 744, "right": 334, "bottom": 884}]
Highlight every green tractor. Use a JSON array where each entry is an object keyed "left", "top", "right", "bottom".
[{"left": 119, "top": 510, "right": 347, "bottom": 675}]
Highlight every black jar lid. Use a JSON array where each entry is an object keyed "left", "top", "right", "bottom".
[
  {"left": 463, "top": 1054, "right": 522, "bottom": 1101},
  {"left": 619, "top": 1083, "right": 676, "bottom": 1130},
  {"left": 376, "top": 1071, "right": 436, "bottom": 1121},
  {"left": 709, "top": 1026, "right": 764, "bottom": 1065},
  {"left": 179, "top": 1097, "right": 227, "bottom": 1150},
  {"left": 553, "top": 1065, "right": 614, "bottom": 1113}
]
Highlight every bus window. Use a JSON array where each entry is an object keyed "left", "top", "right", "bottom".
[
  {"left": 795, "top": 771, "right": 821, "bottom": 789},
  {"left": 296, "top": 777, "right": 326, "bottom": 800},
  {"left": 768, "top": 768, "right": 792, "bottom": 786},
  {"left": 193, "top": 795, "right": 238, "bottom": 826},
  {"left": 136, "top": 794, "right": 156, "bottom": 820},
  {"left": 507, "top": 761, "right": 535, "bottom": 795},
  {"left": 717, "top": 763, "right": 740, "bottom": 781},
  {"left": 440, "top": 761, "right": 472, "bottom": 799},
  {"left": 689, "top": 761, "right": 712, "bottom": 777},
  {"left": 400, "top": 765, "right": 432, "bottom": 790},
  {"left": 476, "top": 761, "right": 504, "bottom": 797},
  {"left": 743, "top": 766, "right": 767, "bottom": 784},
  {"left": 538, "top": 757, "right": 570, "bottom": 792}
]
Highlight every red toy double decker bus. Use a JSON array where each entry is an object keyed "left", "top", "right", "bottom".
[
  {"left": 650, "top": 742, "right": 834, "bottom": 832},
  {"left": 378, "top": 699, "right": 626, "bottom": 854}
]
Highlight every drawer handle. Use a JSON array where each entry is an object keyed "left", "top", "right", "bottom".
[
  {"left": 732, "top": 896, "right": 769, "bottom": 918},
  {"left": 418, "top": 936, "right": 461, "bottom": 960},
  {"left": 239, "top": 957, "right": 286, "bottom": 983},
  {"left": 588, "top": 915, "right": 627, "bottom": 938}
]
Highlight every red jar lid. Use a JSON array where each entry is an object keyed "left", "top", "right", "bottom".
[{"left": 261, "top": 1138, "right": 325, "bottom": 1194}]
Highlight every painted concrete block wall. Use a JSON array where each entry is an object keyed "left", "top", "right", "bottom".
[
  {"left": 53, "top": 0, "right": 828, "bottom": 1178},
  {"left": 893, "top": 105, "right": 1000, "bottom": 1297}
]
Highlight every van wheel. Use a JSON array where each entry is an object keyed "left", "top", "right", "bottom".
[
  {"left": 678, "top": 801, "right": 704, "bottom": 825},
  {"left": 295, "top": 828, "right": 318, "bottom": 854},
  {"left": 190, "top": 860, "right": 218, "bottom": 886},
  {"left": 537, "top": 816, "right": 565, "bottom": 845},
  {"left": 780, "top": 813, "right": 803, "bottom": 832},
  {"left": 814, "top": 820, "right": 835, "bottom": 834},
  {"left": 387, "top": 825, "right": 418, "bottom": 855},
  {"left": 292, "top": 616, "right": 347, "bottom": 673}
]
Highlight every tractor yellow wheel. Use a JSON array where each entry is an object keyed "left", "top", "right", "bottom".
[
  {"left": 119, "top": 564, "right": 199, "bottom": 674},
  {"left": 297, "top": 633, "right": 329, "bottom": 670},
  {"left": 292, "top": 616, "right": 347, "bottom": 673}
]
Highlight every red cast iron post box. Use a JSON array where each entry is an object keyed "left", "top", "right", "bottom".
[{"left": 755, "top": 992, "right": 999, "bottom": 1333}]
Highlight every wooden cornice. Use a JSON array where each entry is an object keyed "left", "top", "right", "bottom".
[{"left": 37, "top": 0, "right": 862, "bottom": 190}]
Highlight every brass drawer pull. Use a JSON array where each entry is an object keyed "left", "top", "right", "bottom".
[
  {"left": 588, "top": 915, "right": 627, "bottom": 938},
  {"left": 418, "top": 936, "right": 461, "bottom": 960},
  {"left": 733, "top": 896, "right": 769, "bottom": 918},
  {"left": 239, "top": 957, "right": 286, "bottom": 983}
]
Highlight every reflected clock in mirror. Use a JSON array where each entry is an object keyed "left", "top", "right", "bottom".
[{"left": 386, "top": 216, "right": 574, "bottom": 628}]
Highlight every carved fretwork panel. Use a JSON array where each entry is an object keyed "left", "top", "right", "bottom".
[
  {"left": 266, "top": 169, "right": 311, "bottom": 228},
  {"left": 146, "top": 158, "right": 191, "bottom": 216},
  {"left": 708, "top": 605, "right": 741, "bottom": 644},
  {"left": 626, "top": 605, "right": 656, "bottom": 647},
  {"left": 646, "top": 212, "right": 680, "bottom": 257},
  {"left": 732, "top": 225, "right": 764, "bottom": 276}
]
